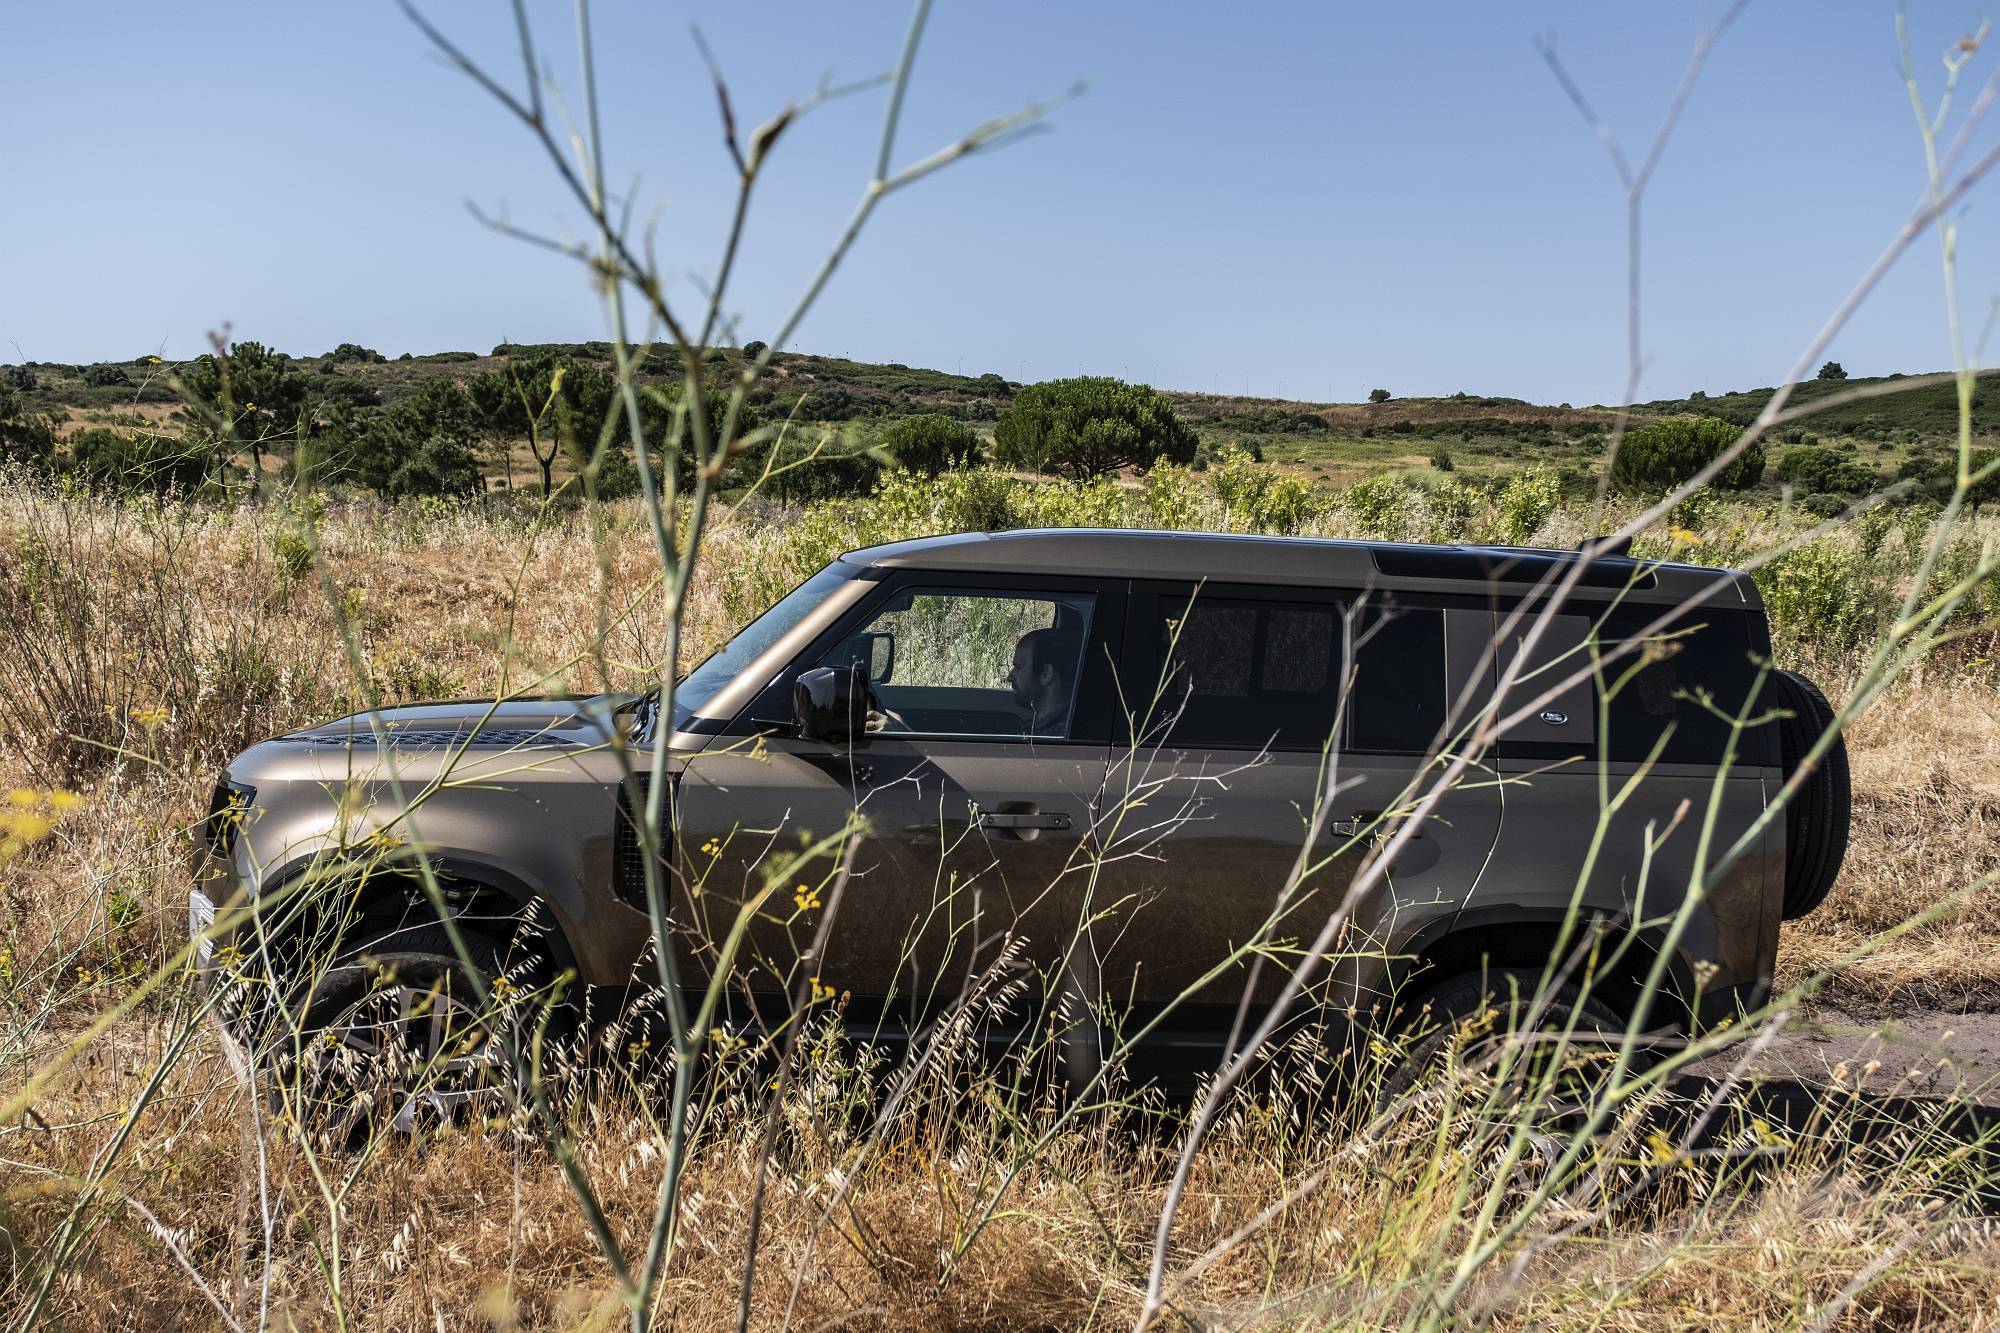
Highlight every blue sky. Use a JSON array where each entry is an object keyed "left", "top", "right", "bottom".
[{"left": 4, "top": 2, "right": 1997, "bottom": 404}]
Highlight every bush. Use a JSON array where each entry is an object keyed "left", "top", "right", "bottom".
[
  {"left": 1368, "top": 388, "right": 1391, "bottom": 404},
  {"left": 1429, "top": 447, "right": 1454, "bottom": 472},
  {"left": 325, "top": 342, "right": 386, "bottom": 365},
  {"left": 350, "top": 379, "right": 485, "bottom": 497},
  {"left": 1817, "top": 361, "right": 1848, "bottom": 382},
  {"left": 0, "top": 384, "right": 56, "bottom": 469},
  {"left": 878, "top": 413, "right": 981, "bottom": 476},
  {"left": 1757, "top": 536, "right": 1884, "bottom": 652},
  {"left": 1609, "top": 417, "right": 1763, "bottom": 494},
  {"left": 80, "top": 364, "right": 129, "bottom": 387},
  {"left": 64, "top": 427, "right": 209, "bottom": 493},
  {"left": 1142, "top": 462, "right": 1204, "bottom": 529},
  {"left": 761, "top": 438, "right": 882, "bottom": 502},
  {"left": 5, "top": 365, "right": 38, "bottom": 391},
  {"left": 1496, "top": 469, "right": 1563, "bottom": 544},
  {"left": 1340, "top": 475, "right": 1415, "bottom": 540},
  {"left": 869, "top": 467, "right": 1019, "bottom": 534},
  {"left": 993, "top": 376, "right": 1198, "bottom": 479},
  {"left": 742, "top": 340, "right": 768, "bottom": 361},
  {"left": 797, "top": 384, "right": 856, "bottom": 422},
  {"left": 1772, "top": 445, "right": 1876, "bottom": 496}
]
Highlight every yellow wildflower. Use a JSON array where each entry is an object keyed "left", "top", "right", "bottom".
[
  {"left": 792, "top": 884, "right": 821, "bottom": 912},
  {"left": 4, "top": 789, "right": 36, "bottom": 808}
]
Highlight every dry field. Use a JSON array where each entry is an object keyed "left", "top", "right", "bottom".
[{"left": 5, "top": 480, "right": 2000, "bottom": 1330}]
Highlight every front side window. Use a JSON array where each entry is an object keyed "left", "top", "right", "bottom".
[{"left": 821, "top": 587, "right": 1095, "bottom": 739}]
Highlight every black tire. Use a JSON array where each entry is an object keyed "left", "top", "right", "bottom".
[
  {"left": 1374, "top": 969, "right": 1627, "bottom": 1124},
  {"left": 1772, "top": 669, "right": 1850, "bottom": 920},
  {"left": 273, "top": 924, "right": 552, "bottom": 1144}
]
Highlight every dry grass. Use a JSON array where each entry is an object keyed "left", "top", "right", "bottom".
[{"left": 5, "top": 482, "right": 2000, "bottom": 1330}]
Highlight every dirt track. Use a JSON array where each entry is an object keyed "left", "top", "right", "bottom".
[{"left": 1696, "top": 1004, "right": 2000, "bottom": 1104}]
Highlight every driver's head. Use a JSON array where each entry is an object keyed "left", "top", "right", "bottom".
[{"left": 1008, "top": 627, "right": 1078, "bottom": 711}]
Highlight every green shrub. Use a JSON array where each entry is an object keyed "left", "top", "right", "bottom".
[
  {"left": 325, "top": 342, "right": 386, "bottom": 365},
  {"left": 760, "top": 438, "right": 882, "bottom": 502},
  {"left": 1142, "top": 462, "right": 1204, "bottom": 529},
  {"left": 64, "top": 427, "right": 209, "bottom": 493},
  {"left": 1429, "top": 447, "right": 1454, "bottom": 472},
  {"left": 992, "top": 376, "right": 1198, "bottom": 479},
  {"left": 1013, "top": 477, "right": 1129, "bottom": 529},
  {"left": 871, "top": 467, "right": 1019, "bottom": 534},
  {"left": 1609, "top": 417, "right": 1764, "bottom": 493},
  {"left": 1773, "top": 445, "right": 1876, "bottom": 496},
  {"left": 878, "top": 413, "right": 981, "bottom": 475},
  {"left": 1496, "top": 469, "right": 1563, "bottom": 544},
  {"left": 5, "top": 365, "right": 38, "bottom": 391},
  {"left": 742, "top": 340, "right": 768, "bottom": 361},
  {"left": 1340, "top": 475, "right": 1415, "bottom": 540},
  {"left": 0, "top": 384, "right": 56, "bottom": 469},
  {"left": 1757, "top": 536, "right": 1884, "bottom": 652},
  {"left": 1368, "top": 388, "right": 1391, "bottom": 404}
]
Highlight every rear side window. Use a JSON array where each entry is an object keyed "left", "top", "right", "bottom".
[
  {"left": 1146, "top": 596, "right": 1341, "bottom": 750},
  {"left": 1127, "top": 589, "right": 1448, "bottom": 755},
  {"left": 1349, "top": 604, "right": 1448, "bottom": 753},
  {"left": 1489, "top": 601, "right": 1778, "bottom": 767},
  {"left": 1598, "top": 606, "right": 1776, "bottom": 766}
]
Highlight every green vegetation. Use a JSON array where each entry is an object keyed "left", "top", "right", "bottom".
[
  {"left": 993, "top": 376, "right": 1198, "bottom": 478},
  {"left": 1610, "top": 416, "right": 1765, "bottom": 493},
  {"left": 0, "top": 383, "right": 55, "bottom": 470},
  {"left": 877, "top": 412, "right": 981, "bottom": 475}
]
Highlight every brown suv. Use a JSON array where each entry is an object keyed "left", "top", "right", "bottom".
[{"left": 192, "top": 529, "right": 1849, "bottom": 1103}]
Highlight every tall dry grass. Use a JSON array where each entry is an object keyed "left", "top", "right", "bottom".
[{"left": 2, "top": 481, "right": 2000, "bottom": 1329}]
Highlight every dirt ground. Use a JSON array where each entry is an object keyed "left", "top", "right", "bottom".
[{"left": 1700, "top": 1003, "right": 2000, "bottom": 1103}]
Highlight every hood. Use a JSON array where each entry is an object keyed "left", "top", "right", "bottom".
[{"left": 271, "top": 696, "right": 630, "bottom": 752}]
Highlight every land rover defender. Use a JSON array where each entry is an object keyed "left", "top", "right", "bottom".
[{"left": 191, "top": 529, "right": 1849, "bottom": 1113}]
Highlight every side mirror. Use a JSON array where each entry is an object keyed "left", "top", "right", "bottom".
[
  {"left": 858, "top": 630, "right": 895, "bottom": 684},
  {"left": 794, "top": 665, "right": 868, "bottom": 745}
]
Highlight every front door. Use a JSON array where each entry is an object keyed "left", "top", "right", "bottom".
[{"left": 674, "top": 576, "right": 1122, "bottom": 1036}]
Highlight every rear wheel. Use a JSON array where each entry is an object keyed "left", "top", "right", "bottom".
[
  {"left": 1771, "top": 669, "right": 1850, "bottom": 920},
  {"left": 1373, "top": 969, "right": 1627, "bottom": 1130}
]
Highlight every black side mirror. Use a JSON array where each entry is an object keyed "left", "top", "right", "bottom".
[{"left": 794, "top": 665, "right": 868, "bottom": 744}]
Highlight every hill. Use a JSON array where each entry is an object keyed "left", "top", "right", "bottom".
[{"left": 6, "top": 343, "right": 1994, "bottom": 495}]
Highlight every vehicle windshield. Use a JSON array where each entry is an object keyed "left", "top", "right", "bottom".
[{"left": 667, "top": 563, "right": 856, "bottom": 728}]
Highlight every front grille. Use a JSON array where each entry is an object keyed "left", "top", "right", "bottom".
[
  {"left": 203, "top": 782, "right": 255, "bottom": 857},
  {"left": 614, "top": 772, "right": 677, "bottom": 906}
]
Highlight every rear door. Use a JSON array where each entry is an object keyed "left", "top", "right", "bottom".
[
  {"left": 1092, "top": 582, "right": 1502, "bottom": 1022},
  {"left": 673, "top": 573, "right": 1123, "bottom": 1033}
]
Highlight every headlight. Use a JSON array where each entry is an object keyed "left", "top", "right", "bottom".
[{"left": 203, "top": 782, "right": 255, "bottom": 857}]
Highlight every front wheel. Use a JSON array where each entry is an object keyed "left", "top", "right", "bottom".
[{"left": 271, "top": 925, "right": 548, "bottom": 1144}]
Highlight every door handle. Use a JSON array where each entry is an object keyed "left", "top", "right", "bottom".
[
  {"left": 1326, "top": 810, "right": 1424, "bottom": 840},
  {"left": 976, "top": 809, "right": 1072, "bottom": 831}
]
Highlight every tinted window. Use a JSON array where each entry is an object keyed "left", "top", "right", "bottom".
[
  {"left": 1147, "top": 596, "right": 1340, "bottom": 750},
  {"left": 1598, "top": 606, "right": 1775, "bottom": 766},
  {"left": 1350, "top": 605, "right": 1448, "bottom": 753}
]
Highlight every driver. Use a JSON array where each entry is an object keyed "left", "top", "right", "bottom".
[{"left": 1007, "top": 627, "right": 1081, "bottom": 738}]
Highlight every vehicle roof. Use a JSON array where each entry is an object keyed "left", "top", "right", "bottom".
[{"left": 838, "top": 528, "right": 1761, "bottom": 608}]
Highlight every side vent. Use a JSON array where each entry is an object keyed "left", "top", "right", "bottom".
[{"left": 613, "top": 772, "right": 677, "bottom": 906}]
